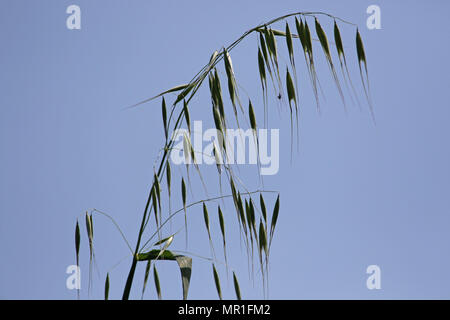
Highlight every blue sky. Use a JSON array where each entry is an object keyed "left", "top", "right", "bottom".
[{"left": 1, "top": 0, "right": 450, "bottom": 299}]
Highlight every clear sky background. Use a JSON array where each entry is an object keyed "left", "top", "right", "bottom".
[{"left": 1, "top": 0, "right": 450, "bottom": 299}]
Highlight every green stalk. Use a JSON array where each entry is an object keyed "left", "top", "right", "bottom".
[
  {"left": 121, "top": 11, "right": 359, "bottom": 300},
  {"left": 122, "top": 111, "right": 185, "bottom": 299}
]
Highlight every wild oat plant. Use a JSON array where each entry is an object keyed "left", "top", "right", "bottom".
[{"left": 74, "top": 11, "right": 371, "bottom": 300}]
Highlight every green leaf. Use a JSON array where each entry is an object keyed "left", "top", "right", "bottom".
[
  {"left": 248, "top": 99, "right": 257, "bottom": 131},
  {"left": 154, "top": 173, "right": 161, "bottom": 213},
  {"left": 245, "top": 199, "right": 252, "bottom": 234},
  {"left": 209, "top": 72, "right": 215, "bottom": 97},
  {"left": 154, "top": 236, "right": 174, "bottom": 261},
  {"left": 264, "top": 27, "right": 281, "bottom": 92},
  {"left": 162, "top": 97, "right": 167, "bottom": 139},
  {"left": 303, "top": 19, "right": 320, "bottom": 110},
  {"left": 90, "top": 214, "right": 93, "bottom": 238},
  {"left": 270, "top": 195, "right": 280, "bottom": 242},
  {"left": 85, "top": 212, "right": 93, "bottom": 257},
  {"left": 153, "top": 235, "right": 174, "bottom": 247},
  {"left": 315, "top": 18, "right": 345, "bottom": 107},
  {"left": 74, "top": 220, "right": 80, "bottom": 299},
  {"left": 259, "top": 28, "right": 286, "bottom": 37},
  {"left": 75, "top": 220, "right": 80, "bottom": 262},
  {"left": 105, "top": 273, "right": 110, "bottom": 300},
  {"left": 259, "top": 194, "right": 267, "bottom": 224},
  {"left": 175, "top": 255, "right": 193, "bottom": 300},
  {"left": 137, "top": 249, "right": 192, "bottom": 300},
  {"left": 142, "top": 260, "right": 151, "bottom": 299},
  {"left": 286, "top": 68, "right": 297, "bottom": 106},
  {"left": 160, "top": 83, "right": 190, "bottom": 95},
  {"left": 259, "top": 33, "right": 269, "bottom": 66},
  {"left": 183, "top": 133, "right": 192, "bottom": 164},
  {"left": 212, "top": 264, "right": 222, "bottom": 300},
  {"left": 259, "top": 219, "right": 267, "bottom": 255},
  {"left": 218, "top": 205, "right": 225, "bottom": 240},
  {"left": 229, "top": 176, "right": 237, "bottom": 204},
  {"left": 218, "top": 205, "right": 228, "bottom": 266},
  {"left": 203, "top": 202, "right": 211, "bottom": 239},
  {"left": 85, "top": 212, "right": 94, "bottom": 294},
  {"left": 129, "top": 83, "right": 189, "bottom": 108},
  {"left": 233, "top": 272, "right": 242, "bottom": 300},
  {"left": 285, "top": 22, "right": 294, "bottom": 62},
  {"left": 223, "top": 49, "right": 236, "bottom": 105},
  {"left": 259, "top": 32, "right": 273, "bottom": 84},
  {"left": 244, "top": 198, "right": 254, "bottom": 250},
  {"left": 334, "top": 20, "right": 345, "bottom": 59},
  {"left": 183, "top": 100, "right": 191, "bottom": 134},
  {"left": 166, "top": 161, "right": 171, "bottom": 197},
  {"left": 315, "top": 18, "right": 331, "bottom": 59},
  {"left": 212, "top": 105, "right": 223, "bottom": 134},
  {"left": 334, "top": 20, "right": 361, "bottom": 108},
  {"left": 356, "top": 28, "right": 374, "bottom": 120},
  {"left": 212, "top": 106, "right": 226, "bottom": 153},
  {"left": 295, "top": 17, "right": 307, "bottom": 54},
  {"left": 285, "top": 21, "right": 299, "bottom": 103},
  {"left": 286, "top": 68, "right": 297, "bottom": 144},
  {"left": 269, "top": 28, "right": 280, "bottom": 71},
  {"left": 153, "top": 265, "right": 161, "bottom": 300},
  {"left": 209, "top": 50, "right": 219, "bottom": 65},
  {"left": 356, "top": 29, "right": 367, "bottom": 72},
  {"left": 213, "top": 69, "right": 225, "bottom": 120},
  {"left": 181, "top": 178, "right": 187, "bottom": 210},
  {"left": 295, "top": 17, "right": 318, "bottom": 109},
  {"left": 258, "top": 218, "right": 268, "bottom": 280},
  {"left": 237, "top": 193, "right": 246, "bottom": 230},
  {"left": 181, "top": 177, "right": 187, "bottom": 240},
  {"left": 137, "top": 249, "right": 175, "bottom": 261},
  {"left": 151, "top": 184, "right": 158, "bottom": 225},
  {"left": 249, "top": 200, "right": 256, "bottom": 235},
  {"left": 174, "top": 82, "right": 195, "bottom": 105},
  {"left": 264, "top": 28, "right": 276, "bottom": 60},
  {"left": 257, "top": 46, "right": 268, "bottom": 117},
  {"left": 304, "top": 20, "right": 313, "bottom": 56},
  {"left": 161, "top": 83, "right": 190, "bottom": 95},
  {"left": 257, "top": 47, "right": 266, "bottom": 84}
]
